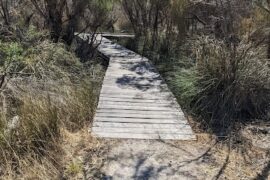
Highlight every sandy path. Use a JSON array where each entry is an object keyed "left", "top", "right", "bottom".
[{"left": 91, "top": 137, "right": 221, "bottom": 180}]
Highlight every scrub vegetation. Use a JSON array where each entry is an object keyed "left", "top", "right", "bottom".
[{"left": 0, "top": 0, "right": 269, "bottom": 179}]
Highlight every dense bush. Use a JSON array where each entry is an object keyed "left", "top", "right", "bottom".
[
  {"left": 0, "top": 33, "right": 104, "bottom": 176},
  {"left": 120, "top": 0, "right": 270, "bottom": 135},
  {"left": 193, "top": 37, "right": 270, "bottom": 122},
  {"left": 154, "top": 36, "right": 269, "bottom": 132}
]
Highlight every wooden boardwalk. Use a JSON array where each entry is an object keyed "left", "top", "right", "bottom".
[
  {"left": 101, "top": 33, "right": 135, "bottom": 38},
  {"left": 92, "top": 35, "right": 196, "bottom": 140}
]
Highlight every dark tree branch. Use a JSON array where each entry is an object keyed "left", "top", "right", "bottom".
[{"left": 30, "top": 0, "right": 47, "bottom": 19}]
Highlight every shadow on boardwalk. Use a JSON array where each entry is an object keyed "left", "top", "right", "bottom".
[{"left": 114, "top": 60, "right": 168, "bottom": 92}]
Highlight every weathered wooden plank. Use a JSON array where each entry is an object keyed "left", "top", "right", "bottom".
[
  {"left": 98, "top": 95, "right": 174, "bottom": 101},
  {"left": 98, "top": 97, "right": 171, "bottom": 103},
  {"left": 100, "top": 89, "right": 171, "bottom": 95},
  {"left": 110, "top": 57, "right": 148, "bottom": 62},
  {"left": 103, "top": 72, "right": 158, "bottom": 77},
  {"left": 95, "top": 112, "right": 184, "bottom": 119},
  {"left": 92, "top": 127, "right": 193, "bottom": 134},
  {"left": 103, "top": 74, "right": 161, "bottom": 79},
  {"left": 84, "top": 34, "right": 196, "bottom": 140},
  {"left": 97, "top": 105, "right": 179, "bottom": 111},
  {"left": 95, "top": 109, "right": 184, "bottom": 115},
  {"left": 99, "top": 93, "right": 174, "bottom": 99},
  {"left": 108, "top": 63, "right": 153, "bottom": 68},
  {"left": 99, "top": 96, "right": 174, "bottom": 102},
  {"left": 102, "top": 75, "right": 161, "bottom": 80},
  {"left": 93, "top": 122, "right": 190, "bottom": 129},
  {"left": 92, "top": 132, "right": 196, "bottom": 140},
  {"left": 98, "top": 103, "right": 178, "bottom": 109},
  {"left": 101, "top": 33, "right": 135, "bottom": 38},
  {"left": 102, "top": 80, "right": 164, "bottom": 86},
  {"left": 101, "top": 85, "right": 166, "bottom": 90},
  {"left": 94, "top": 117, "right": 182, "bottom": 124},
  {"left": 99, "top": 101, "right": 177, "bottom": 106}
]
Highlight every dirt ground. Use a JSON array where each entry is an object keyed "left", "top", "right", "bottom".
[{"left": 61, "top": 128, "right": 269, "bottom": 180}]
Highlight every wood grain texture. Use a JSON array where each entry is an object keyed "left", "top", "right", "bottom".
[{"left": 87, "top": 35, "right": 196, "bottom": 140}]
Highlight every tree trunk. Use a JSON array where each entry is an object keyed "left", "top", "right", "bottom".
[
  {"left": 62, "top": 17, "right": 77, "bottom": 46},
  {"left": 0, "top": 0, "right": 10, "bottom": 25},
  {"left": 47, "top": 10, "right": 63, "bottom": 42},
  {"left": 268, "top": 33, "right": 270, "bottom": 59}
]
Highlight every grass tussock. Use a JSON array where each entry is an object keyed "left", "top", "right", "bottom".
[
  {"left": 0, "top": 28, "right": 105, "bottom": 178},
  {"left": 194, "top": 37, "right": 270, "bottom": 123},
  {"left": 0, "top": 96, "right": 60, "bottom": 177},
  {"left": 59, "top": 80, "right": 98, "bottom": 131},
  {"left": 165, "top": 36, "right": 270, "bottom": 131}
]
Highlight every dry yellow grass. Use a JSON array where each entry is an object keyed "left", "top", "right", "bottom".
[{"left": 0, "top": 37, "right": 105, "bottom": 179}]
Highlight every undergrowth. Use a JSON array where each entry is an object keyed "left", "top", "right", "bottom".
[
  {"left": 193, "top": 37, "right": 270, "bottom": 125},
  {"left": 121, "top": 35, "right": 270, "bottom": 133},
  {"left": 156, "top": 36, "right": 270, "bottom": 132},
  {"left": 0, "top": 27, "right": 105, "bottom": 178}
]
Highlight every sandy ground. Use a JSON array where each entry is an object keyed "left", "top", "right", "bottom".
[
  {"left": 95, "top": 138, "right": 217, "bottom": 180},
  {"left": 82, "top": 135, "right": 269, "bottom": 180},
  {"left": 61, "top": 129, "right": 270, "bottom": 180}
]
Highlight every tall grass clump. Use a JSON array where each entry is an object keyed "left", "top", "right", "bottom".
[
  {"left": 59, "top": 80, "right": 99, "bottom": 131},
  {"left": 168, "top": 67, "right": 199, "bottom": 110},
  {"left": 0, "top": 97, "right": 59, "bottom": 164},
  {"left": 0, "top": 29, "right": 104, "bottom": 177},
  {"left": 192, "top": 36, "right": 270, "bottom": 127}
]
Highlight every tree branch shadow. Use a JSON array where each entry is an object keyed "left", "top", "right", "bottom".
[{"left": 254, "top": 159, "right": 270, "bottom": 180}]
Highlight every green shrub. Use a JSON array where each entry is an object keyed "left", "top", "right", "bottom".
[
  {"left": 23, "top": 25, "right": 49, "bottom": 44},
  {"left": 0, "top": 41, "right": 24, "bottom": 72},
  {"left": 193, "top": 36, "right": 270, "bottom": 124},
  {"left": 168, "top": 68, "right": 199, "bottom": 109},
  {"left": 23, "top": 40, "right": 82, "bottom": 80}
]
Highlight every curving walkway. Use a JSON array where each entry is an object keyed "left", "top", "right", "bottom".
[{"left": 91, "top": 35, "right": 196, "bottom": 140}]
